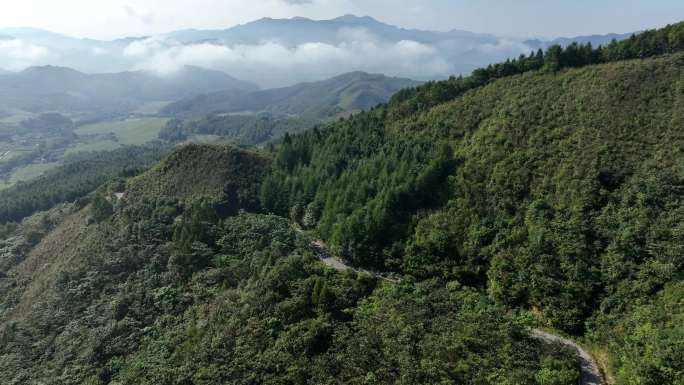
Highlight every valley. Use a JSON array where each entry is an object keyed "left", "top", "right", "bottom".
[{"left": 0, "top": 70, "right": 418, "bottom": 190}]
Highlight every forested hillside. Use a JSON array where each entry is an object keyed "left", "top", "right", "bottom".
[
  {"left": 158, "top": 114, "right": 320, "bottom": 146},
  {"left": 0, "top": 21, "right": 683, "bottom": 385},
  {"left": 0, "top": 144, "right": 577, "bottom": 384},
  {"left": 260, "top": 21, "right": 684, "bottom": 383},
  {"left": 163, "top": 72, "right": 421, "bottom": 118},
  {"left": 159, "top": 72, "right": 421, "bottom": 146}
]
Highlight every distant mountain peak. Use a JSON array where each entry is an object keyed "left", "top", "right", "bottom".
[
  {"left": 333, "top": 15, "right": 381, "bottom": 24},
  {"left": 249, "top": 15, "right": 381, "bottom": 25},
  {"left": 21, "top": 65, "right": 84, "bottom": 75}
]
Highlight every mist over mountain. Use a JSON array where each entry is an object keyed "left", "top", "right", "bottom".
[
  {"left": 163, "top": 71, "right": 422, "bottom": 118},
  {"left": 0, "top": 15, "right": 635, "bottom": 88},
  {"left": 0, "top": 65, "right": 256, "bottom": 116},
  {"left": 525, "top": 32, "right": 635, "bottom": 51}
]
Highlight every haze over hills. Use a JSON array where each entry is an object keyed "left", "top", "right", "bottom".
[
  {"left": 163, "top": 71, "right": 422, "bottom": 118},
  {"left": 0, "top": 15, "right": 636, "bottom": 87},
  {"left": 157, "top": 71, "right": 422, "bottom": 146},
  {"left": 525, "top": 32, "right": 635, "bottom": 50},
  {"left": 0, "top": 65, "right": 256, "bottom": 117}
]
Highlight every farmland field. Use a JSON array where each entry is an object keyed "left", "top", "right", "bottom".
[
  {"left": 0, "top": 162, "right": 59, "bottom": 190},
  {"left": 74, "top": 117, "right": 169, "bottom": 145}
]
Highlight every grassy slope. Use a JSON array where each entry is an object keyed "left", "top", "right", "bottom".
[
  {"left": 8, "top": 208, "right": 93, "bottom": 320},
  {"left": 126, "top": 143, "right": 270, "bottom": 204}
]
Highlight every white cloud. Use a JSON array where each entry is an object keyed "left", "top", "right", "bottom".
[
  {"left": 476, "top": 39, "right": 534, "bottom": 56},
  {"left": 0, "top": 39, "right": 52, "bottom": 70},
  {"left": 91, "top": 47, "right": 108, "bottom": 55},
  {"left": 123, "top": 30, "right": 455, "bottom": 87}
]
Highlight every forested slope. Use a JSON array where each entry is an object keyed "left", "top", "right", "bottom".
[
  {"left": 260, "top": 22, "right": 684, "bottom": 383},
  {"left": 0, "top": 21, "right": 682, "bottom": 385},
  {"left": 0, "top": 144, "right": 576, "bottom": 385}
]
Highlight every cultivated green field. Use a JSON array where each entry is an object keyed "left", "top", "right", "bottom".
[
  {"left": 187, "top": 134, "right": 231, "bottom": 144},
  {"left": 0, "top": 110, "right": 35, "bottom": 126},
  {"left": 74, "top": 117, "right": 169, "bottom": 145},
  {"left": 0, "top": 162, "right": 59, "bottom": 190},
  {"left": 65, "top": 140, "right": 121, "bottom": 156},
  {"left": 132, "top": 101, "right": 172, "bottom": 115}
]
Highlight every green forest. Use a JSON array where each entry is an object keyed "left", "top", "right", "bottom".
[{"left": 0, "top": 21, "right": 683, "bottom": 385}]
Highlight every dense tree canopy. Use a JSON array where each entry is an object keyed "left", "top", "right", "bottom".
[{"left": 1, "top": 21, "right": 683, "bottom": 385}]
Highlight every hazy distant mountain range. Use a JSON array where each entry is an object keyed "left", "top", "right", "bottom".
[
  {"left": 0, "top": 15, "right": 635, "bottom": 88},
  {"left": 163, "top": 71, "right": 422, "bottom": 118},
  {"left": 525, "top": 32, "right": 634, "bottom": 51},
  {"left": 0, "top": 65, "right": 255, "bottom": 118},
  {"left": 0, "top": 65, "right": 418, "bottom": 123}
]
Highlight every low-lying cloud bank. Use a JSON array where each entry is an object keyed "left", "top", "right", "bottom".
[
  {"left": 122, "top": 29, "right": 531, "bottom": 87},
  {"left": 0, "top": 39, "right": 53, "bottom": 71},
  {"left": 123, "top": 35, "right": 460, "bottom": 87},
  {"left": 0, "top": 24, "right": 536, "bottom": 88}
]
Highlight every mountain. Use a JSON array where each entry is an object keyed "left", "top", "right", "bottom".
[
  {"left": 525, "top": 31, "right": 635, "bottom": 50},
  {"left": 158, "top": 71, "right": 422, "bottom": 146},
  {"left": 0, "top": 65, "right": 257, "bottom": 116},
  {"left": 164, "top": 14, "right": 498, "bottom": 47},
  {"left": 257, "top": 21, "right": 684, "bottom": 384},
  {"left": 0, "top": 144, "right": 578, "bottom": 385},
  {"left": 163, "top": 71, "right": 422, "bottom": 117},
  {"left": 0, "top": 21, "right": 681, "bottom": 385},
  {"left": 0, "top": 16, "right": 636, "bottom": 88}
]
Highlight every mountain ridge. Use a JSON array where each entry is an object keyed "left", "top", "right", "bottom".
[
  {"left": 0, "top": 65, "right": 257, "bottom": 116},
  {"left": 162, "top": 70, "right": 422, "bottom": 118},
  {"left": 0, "top": 16, "right": 637, "bottom": 86}
]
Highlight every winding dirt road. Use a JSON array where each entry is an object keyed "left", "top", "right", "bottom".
[
  {"left": 307, "top": 233, "right": 604, "bottom": 385},
  {"left": 531, "top": 329, "right": 603, "bottom": 385}
]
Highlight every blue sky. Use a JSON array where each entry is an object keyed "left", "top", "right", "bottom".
[{"left": 0, "top": 0, "right": 682, "bottom": 39}]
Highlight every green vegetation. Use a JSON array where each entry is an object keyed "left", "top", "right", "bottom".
[
  {"left": 132, "top": 101, "right": 173, "bottom": 115},
  {"left": 389, "top": 21, "right": 684, "bottom": 120},
  {"left": 159, "top": 114, "right": 318, "bottom": 146},
  {"left": 66, "top": 117, "right": 169, "bottom": 156},
  {"left": 163, "top": 72, "right": 421, "bottom": 118},
  {"left": 126, "top": 144, "right": 269, "bottom": 212},
  {"left": 0, "top": 185, "right": 576, "bottom": 384},
  {"left": 64, "top": 140, "right": 121, "bottom": 155},
  {"left": 0, "top": 113, "right": 171, "bottom": 194},
  {"left": 0, "top": 144, "right": 169, "bottom": 223},
  {"left": 592, "top": 283, "right": 684, "bottom": 384},
  {"left": 0, "top": 21, "right": 683, "bottom": 385},
  {"left": 161, "top": 72, "right": 421, "bottom": 146},
  {"left": 0, "top": 162, "right": 59, "bottom": 190},
  {"left": 258, "top": 21, "right": 684, "bottom": 381},
  {"left": 75, "top": 118, "right": 169, "bottom": 146}
]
